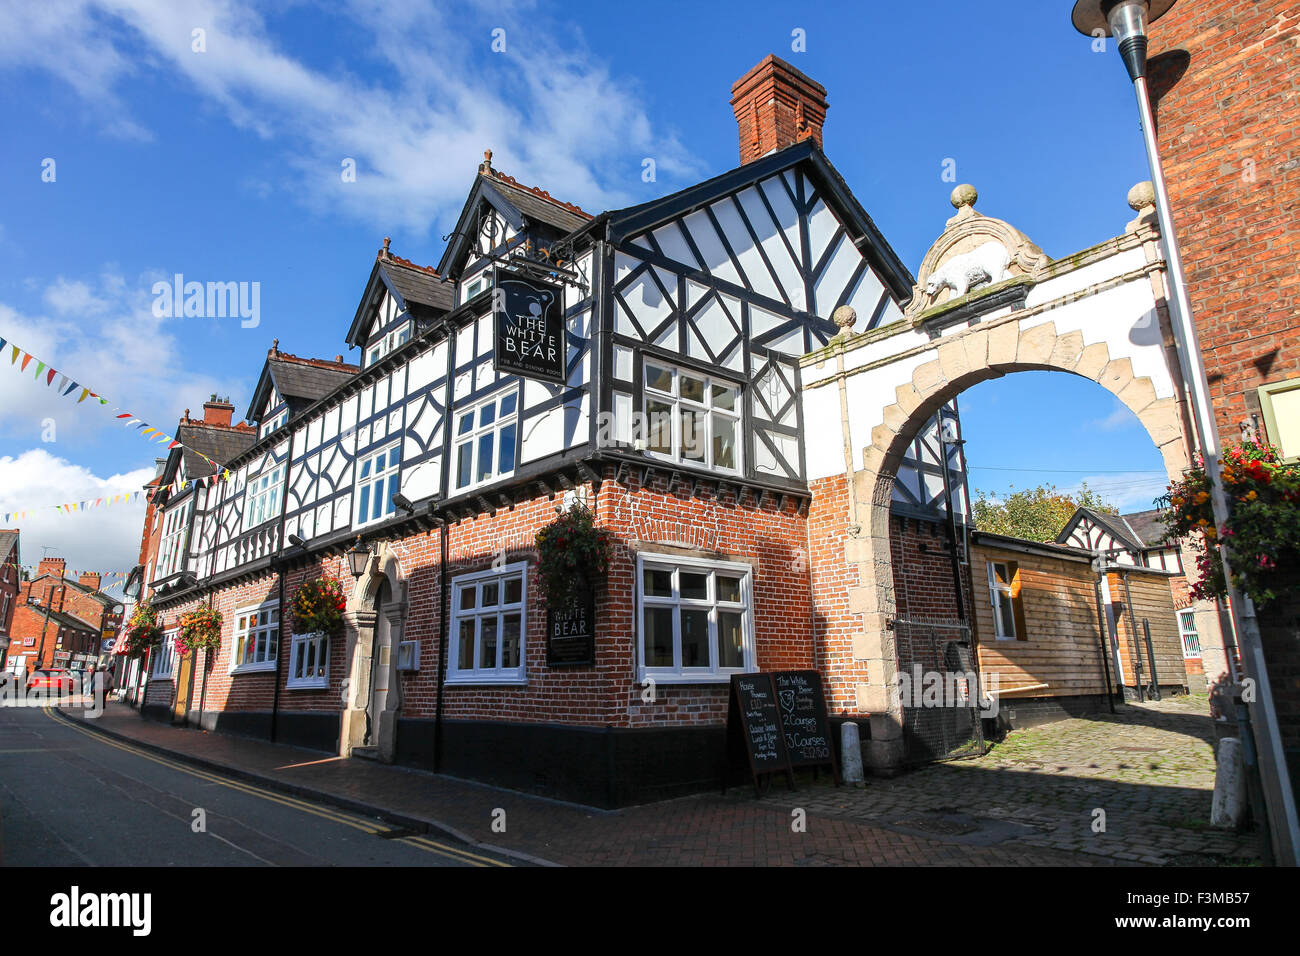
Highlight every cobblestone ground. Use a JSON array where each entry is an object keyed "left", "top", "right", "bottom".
[{"left": 772, "top": 695, "right": 1264, "bottom": 866}]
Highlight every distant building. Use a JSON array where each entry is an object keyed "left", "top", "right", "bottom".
[
  {"left": 1057, "top": 507, "right": 1205, "bottom": 690},
  {"left": 6, "top": 557, "right": 124, "bottom": 679}
]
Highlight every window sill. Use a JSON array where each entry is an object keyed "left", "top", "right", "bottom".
[
  {"left": 230, "top": 662, "right": 278, "bottom": 676},
  {"left": 638, "top": 670, "right": 750, "bottom": 685},
  {"left": 286, "top": 678, "right": 329, "bottom": 691},
  {"left": 443, "top": 674, "right": 527, "bottom": 687}
]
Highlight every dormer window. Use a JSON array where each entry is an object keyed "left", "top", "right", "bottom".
[
  {"left": 260, "top": 408, "right": 288, "bottom": 438},
  {"left": 366, "top": 320, "right": 411, "bottom": 367},
  {"left": 461, "top": 272, "right": 492, "bottom": 305}
]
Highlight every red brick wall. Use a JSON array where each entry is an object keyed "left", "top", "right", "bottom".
[
  {"left": 1150, "top": 0, "right": 1300, "bottom": 756},
  {"left": 147, "top": 472, "right": 815, "bottom": 735},
  {"left": 1151, "top": 2, "right": 1300, "bottom": 440},
  {"left": 889, "top": 515, "right": 971, "bottom": 677},
  {"left": 806, "top": 473, "right": 866, "bottom": 716}
]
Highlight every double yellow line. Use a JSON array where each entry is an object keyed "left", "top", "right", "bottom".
[{"left": 43, "top": 707, "right": 509, "bottom": 867}]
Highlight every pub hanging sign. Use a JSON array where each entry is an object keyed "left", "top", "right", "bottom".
[{"left": 493, "top": 268, "right": 567, "bottom": 385}]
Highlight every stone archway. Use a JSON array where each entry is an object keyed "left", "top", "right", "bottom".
[
  {"left": 340, "top": 542, "right": 408, "bottom": 761},
  {"left": 843, "top": 318, "right": 1196, "bottom": 769}
]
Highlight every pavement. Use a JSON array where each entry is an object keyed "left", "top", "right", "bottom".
[{"left": 37, "top": 692, "right": 1265, "bottom": 867}]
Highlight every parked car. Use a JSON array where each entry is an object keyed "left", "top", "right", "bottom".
[{"left": 26, "top": 669, "right": 77, "bottom": 693}]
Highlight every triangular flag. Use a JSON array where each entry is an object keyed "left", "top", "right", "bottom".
[
  {"left": 20, "top": 353, "right": 32, "bottom": 372},
  {"left": 45, "top": 368, "right": 56, "bottom": 385},
  {"left": 77, "top": 388, "right": 90, "bottom": 403}
]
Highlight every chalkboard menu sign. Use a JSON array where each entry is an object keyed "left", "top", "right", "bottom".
[
  {"left": 726, "top": 674, "right": 792, "bottom": 794},
  {"left": 773, "top": 670, "right": 836, "bottom": 770},
  {"left": 546, "top": 590, "right": 595, "bottom": 666},
  {"left": 725, "top": 670, "right": 839, "bottom": 795},
  {"left": 493, "top": 268, "right": 566, "bottom": 384}
]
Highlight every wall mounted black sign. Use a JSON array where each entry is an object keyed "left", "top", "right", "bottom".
[
  {"left": 493, "top": 268, "right": 566, "bottom": 384},
  {"left": 546, "top": 590, "right": 595, "bottom": 666}
]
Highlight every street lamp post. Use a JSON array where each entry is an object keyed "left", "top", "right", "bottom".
[{"left": 1072, "top": 0, "right": 1299, "bottom": 865}]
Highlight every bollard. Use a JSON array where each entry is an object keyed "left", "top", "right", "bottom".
[
  {"left": 1210, "top": 737, "right": 1246, "bottom": 828},
  {"left": 841, "top": 721, "right": 865, "bottom": 785}
]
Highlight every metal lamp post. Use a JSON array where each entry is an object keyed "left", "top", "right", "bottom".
[{"left": 1072, "top": 0, "right": 1299, "bottom": 865}]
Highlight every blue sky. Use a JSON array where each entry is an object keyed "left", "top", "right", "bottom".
[{"left": 0, "top": 0, "right": 1167, "bottom": 571}]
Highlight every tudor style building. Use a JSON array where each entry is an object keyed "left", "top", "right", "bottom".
[{"left": 133, "top": 56, "right": 972, "bottom": 805}]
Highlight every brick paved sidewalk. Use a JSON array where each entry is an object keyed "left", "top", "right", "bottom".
[
  {"left": 773, "top": 696, "right": 1263, "bottom": 866},
  {"left": 55, "top": 701, "right": 1103, "bottom": 867}
]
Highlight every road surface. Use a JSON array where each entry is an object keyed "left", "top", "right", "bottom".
[{"left": 0, "top": 704, "right": 509, "bottom": 866}]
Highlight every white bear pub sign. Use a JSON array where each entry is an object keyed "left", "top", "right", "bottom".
[{"left": 492, "top": 268, "right": 567, "bottom": 385}]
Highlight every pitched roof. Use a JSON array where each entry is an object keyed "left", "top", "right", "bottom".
[
  {"left": 1118, "top": 509, "right": 1169, "bottom": 548},
  {"left": 0, "top": 530, "right": 18, "bottom": 565},
  {"left": 31, "top": 605, "right": 100, "bottom": 634},
  {"left": 346, "top": 249, "right": 455, "bottom": 350},
  {"left": 437, "top": 162, "right": 595, "bottom": 276},
  {"left": 246, "top": 349, "right": 359, "bottom": 423},
  {"left": 174, "top": 421, "right": 258, "bottom": 478},
  {"left": 486, "top": 170, "right": 593, "bottom": 233},
  {"left": 1056, "top": 506, "right": 1146, "bottom": 552},
  {"left": 28, "top": 573, "right": 119, "bottom": 606},
  {"left": 381, "top": 255, "right": 455, "bottom": 313},
  {"left": 604, "top": 139, "right": 914, "bottom": 301}
]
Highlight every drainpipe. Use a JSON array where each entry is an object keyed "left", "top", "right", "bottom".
[
  {"left": 1121, "top": 568, "right": 1143, "bottom": 702},
  {"left": 433, "top": 517, "right": 449, "bottom": 773},
  {"left": 1090, "top": 565, "right": 1117, "bottom": 714},
  {"left": 269, "top": 424, "right": 297, "bottom": 744}
]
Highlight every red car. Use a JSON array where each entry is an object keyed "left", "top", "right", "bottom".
[{"left": 26, "top": 669, "right": 77, "bottom": 693}]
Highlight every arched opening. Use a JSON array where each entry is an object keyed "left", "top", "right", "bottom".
[{"left": 856, "top": 324, "right": 1222, "bottom": 767}]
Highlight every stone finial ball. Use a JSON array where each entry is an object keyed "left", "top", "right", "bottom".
[
  {"left": 950, "top": 184, "right": 978, "bottom": 209},
  {"left": 832, "top": 305, "right": 857, "bottom": 332},
  {"left": 1128, "top": 181, "right": 1156, "bottom": 211}
]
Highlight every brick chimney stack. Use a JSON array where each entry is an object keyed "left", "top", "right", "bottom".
[
  {"left": 203, "top": 395, "right": 234, "bottom": 428},
  {"left": 38, "top": 557, "right": 66, "bottom": 579},
  {"left": 730, "top": 55, "right": 828, "bottom": 164},
  {"left": 79, "top": 571, "right": 101, "bottom": 591}
]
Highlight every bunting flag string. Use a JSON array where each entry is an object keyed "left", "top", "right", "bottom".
[
  {"left": 1, "top": 490, "right": 146, "bottom": 525},
  {"left": 1, "top": 562, "right": 132, "bottom": 585},
  {"left": 0, "top": 332, "right": 232, "bottom": 478}
]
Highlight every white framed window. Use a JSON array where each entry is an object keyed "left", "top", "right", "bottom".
[
  {"left": 157, "top": 500, "right": 193, "bottom": 578},
  {"left": 287, "top": 631, "right": 329, "bottom": 689},
  {"left": 636, "top": 553, "right": 754, "bottom": 683},
  {"left": 366, "top": 321, "right": 411, "bottom": 367},
  {"left": 1177, "top": 609, "right": 1202, "bottom": 658},
  {"left": 354, "top": 442, "right": 402, "bottom": 527},
  {"left": 260, "top": 408, "right": 288, "bottom": 438},
  {"left": 231, "top": 601, "right": 279, "bottom": 673},
  {"left": 152, "top": 631, "right": 178, "bottom": 679},
  {"left": 243, "top": 464, "right": 285, "bottom": 531},
  {"left": 461, "top": 272, "right": 492, "bottom": 305},
  {"left": 453, "top": 388, "right": 518, "bottom": 491},
  {"left": 447, "top": 562, "right": 527, "bottom": 684},
  {"left": 1259, "top": 377, "right": 1300, "bottom": 461},
  {"left": 642, "top": 360, "right": 741, "bottom": 473},
  {"left": 987, "top": 561, "right": 1021, "bottom": 640}
]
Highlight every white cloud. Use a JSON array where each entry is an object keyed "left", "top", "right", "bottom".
[
  {"left": 0, "top": 448, "right": 154, "bottom": 572},
  {"left": 1087, "top": 399, "right": 1141, "bottom": 432},
  {"left": 0, "top": 0, "right": 703, "bottom": 231},
  {"left": 0, "top": 269, "right": 246, "bottom": 447}
]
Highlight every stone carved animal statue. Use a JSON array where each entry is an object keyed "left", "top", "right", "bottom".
[{"left": 924, "top": 240, "right": 1012, "bottom": 300}]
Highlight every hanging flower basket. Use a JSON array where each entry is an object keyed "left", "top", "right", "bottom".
[
  {"left": 290, "top": 576, "right": 347, "bottom": 637},
  {"left": 1161, "top": 440, "right": 1300, "bottom": 607},
  {"left": 178, "top": 605, "right": 223, "bottom": 655},
  {"left": 535, "top": 502, "right": 611, "bottom": 610},
  {"left": 122, "top": 601, "right": 162, "bottom": 658}
]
